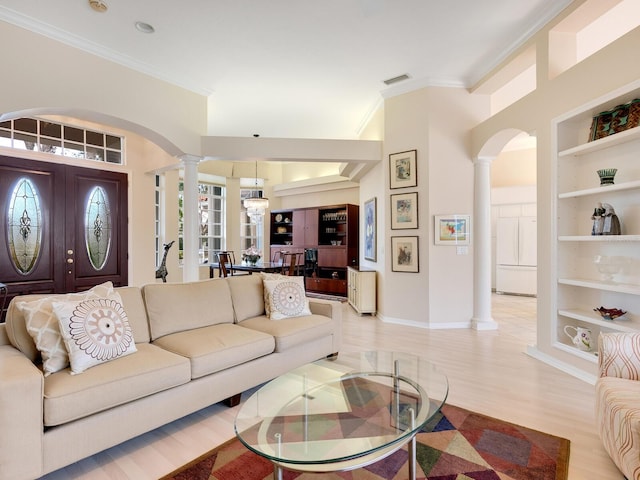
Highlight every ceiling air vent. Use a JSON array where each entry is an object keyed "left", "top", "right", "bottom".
[{"left": 383, "top": 74, "right": 410, "bottom": 86}]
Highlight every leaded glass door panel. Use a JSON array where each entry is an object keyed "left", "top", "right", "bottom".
[
  {"left": 64, "top": 166, "right": 127, "bottom": 292},
  {"left": 0, "top": 157, "right": 64, "bottom": 292}
]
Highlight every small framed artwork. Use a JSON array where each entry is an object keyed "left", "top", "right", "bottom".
[
  {"left": 391, "top": 192, "right": 418, "bottom": 230},
  {"left": 435, "top": 215, "right": 471, "bottom": 245},
  {"left": 391, "top": 236, "right": 419, "bottom": 273},
  {"left": 364, "top": 197, "right": 377, "bottom": 261},
  {"left": 389, "top": 150, "right": 417, "bottom": 189}
]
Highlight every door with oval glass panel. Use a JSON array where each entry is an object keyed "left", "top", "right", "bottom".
[{"left": 0, "top": 155, "right": 128, "bottom": 320}]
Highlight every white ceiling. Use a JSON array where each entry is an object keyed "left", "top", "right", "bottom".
[{"left": 0, "top": 0, "right": 572, "bottom": 140}]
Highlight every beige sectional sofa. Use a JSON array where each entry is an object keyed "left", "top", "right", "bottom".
[{"left": 0, "top": 274, "right": 341, "bottom": 480}]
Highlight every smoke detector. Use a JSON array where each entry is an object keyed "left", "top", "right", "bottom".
[{"left": 89, "top": 0, "right": 108, "bottom": 13}]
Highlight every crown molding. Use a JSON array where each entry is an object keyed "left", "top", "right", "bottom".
[{"left": 0, "top": 6, "right": 213, "bottom": 96}]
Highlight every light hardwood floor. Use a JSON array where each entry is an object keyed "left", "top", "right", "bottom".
[{"left": 42, "top": 294, "right": 623, "bottom": 480}]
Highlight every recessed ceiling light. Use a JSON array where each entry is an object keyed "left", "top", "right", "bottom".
[
  {"left": 383, "top": 74, "right": 410, "bottom": 86},
  {"left": 135, "top": 21, "right": 155, "bottom": 34},
  {"left": 88, "top": 0, "right": 108, "bottom": 13}
]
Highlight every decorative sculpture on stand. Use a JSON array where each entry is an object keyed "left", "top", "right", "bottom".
[
  {"left": 601, "top": 203, "right": 621, "bottom": 235},
  {"left": 155, "top": 241, "right": 175, "bottom": 283},
  {"left": 591, "top": 203, "right": 621, "bottom": 235}
]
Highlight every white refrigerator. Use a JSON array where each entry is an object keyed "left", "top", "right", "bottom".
[{"left": 496, "top": 216, "right": 537, "bottom": 296}]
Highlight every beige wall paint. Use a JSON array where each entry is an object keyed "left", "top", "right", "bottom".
[
  {"left": 0, "top": 21, "right": 207, "bottom": 157},
  {"left": 379, "top": 87, "right": 490, "bottom": 327},
  {"left": 491, "top": 148, "right": 537, "bottom": 187}
]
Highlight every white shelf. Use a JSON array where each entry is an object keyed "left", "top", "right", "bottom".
[
  {"left": 553, "top": 341, "right": 598, "bottom": 363},
  {"left": 558, "top": 180, "right": 640, "bottom": 199},
  {"left": 558, "top": 235, "right": 640, "bottom": 242},
  {"left": 558, "top": 309, "right": 636, "bottom": 332},
  {"left": 559, "top": 125, "right": 640, "bottom": 157},
  {"left": 558, "top": 278, "right": 640, "bottom": 296}
]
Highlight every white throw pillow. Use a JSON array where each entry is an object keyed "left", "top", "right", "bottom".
[
  {"left": 16, "top": 281, "right": 114, "bottom": 376},
  {"left": 263, "top": 276, "right": 311, "bottom": 320},
  {"left": 260, "top": 272, "right": 287, "bottom": 317},
  {"left": 53, "top": 291, "right": 137, "bottom": 374}
]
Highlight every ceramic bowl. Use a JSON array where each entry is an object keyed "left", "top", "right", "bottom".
[{"left": 594, "top": 306, "right": 627, "bottom": 320}]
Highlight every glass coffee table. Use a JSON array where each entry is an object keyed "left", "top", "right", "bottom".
[{"left": 235, "top": 351, "right": 448, "bottom": 479}]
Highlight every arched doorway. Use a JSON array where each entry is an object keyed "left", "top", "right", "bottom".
[{"left": 472, "top": 128, "right": 537, "bottom": 331}]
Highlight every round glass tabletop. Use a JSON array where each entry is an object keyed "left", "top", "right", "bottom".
[{"left": 234, "top": 351, "right": 448, "bottom": 467}]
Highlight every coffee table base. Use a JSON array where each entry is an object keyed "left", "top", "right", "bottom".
[{"left": 272, "top": 433, "right": 418, "bottom": 480}]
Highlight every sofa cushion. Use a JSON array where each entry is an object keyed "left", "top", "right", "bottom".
[
  {"left": 143, "top": 279, "right": 235, "bottom": 340},
  {"left": 114, "top": 286, "right": 151, "bottom": 344},
  {"left": 225, "top": 274, "right": 265, "bottom": 322},
  {"left": 10, "top": 282, "right": 115, "bottom": 375},
  {"left": 43, "top": 343, "right": 190, "bottom": 426},
  {"left": 52, "top": 292, "right": 138, "bottom": 374},
  {"left": 263, "top": 276, "right": 311, "bottom": 320},
  {"left": 239, "top": 314, "right": 333, "bottom": 352},
  {"left": 596, "top": 376, "right": 640, "bottom": 480},
  {"left": 152, "top": 323, "right": 275, "bottom": 379}
]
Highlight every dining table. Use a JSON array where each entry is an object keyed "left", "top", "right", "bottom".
[{"left": 209, "top": 261, "right": 284, "bottom": 278}]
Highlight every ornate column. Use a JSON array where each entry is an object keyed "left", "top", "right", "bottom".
[
  {"left": 180, "top": 154, "right": 201, "bottom": 282},
  {"left": 471, "top": 156, "right": 498, "bottom": 330}
]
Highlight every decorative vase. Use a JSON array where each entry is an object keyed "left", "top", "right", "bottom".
[
  {"left": 244, "top": 255, "right": 260, "bottom": 265},
  {"left": 597, "top": 168, "right": 617, "bottom": 185}
]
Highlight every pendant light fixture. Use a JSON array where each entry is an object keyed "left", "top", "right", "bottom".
[{"left": 244, "top": 160, "right": 269, "bottom": 221}]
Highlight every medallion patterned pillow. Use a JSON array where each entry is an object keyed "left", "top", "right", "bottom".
[
  {"left": 263, "top": 276, "right": 311, "bottom": 320},
  {"left": 52, "top": 291, "right": 137, "bottom": 374},
  {"left": 16, "top": 281, "right": 114, "bottom": 376},
  {"left": 260, "top": 272, "right": 287, "bottom": 317}
]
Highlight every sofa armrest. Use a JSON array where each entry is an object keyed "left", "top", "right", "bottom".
[
  {"left": 309, "top": 299, "right": 342, "bottom": 353},
  {"left": 599, "top": 332, "right": 640, "bottom": 380},
  {"left": 0, "top": 345, "right": 44, "bottom": 479}
]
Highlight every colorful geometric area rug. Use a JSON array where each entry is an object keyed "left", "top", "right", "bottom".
[{"left": 162, "top": 403, "right": 570, "bottom": 480}]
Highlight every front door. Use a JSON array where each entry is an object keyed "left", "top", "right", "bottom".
[{"left": 0, "top": 155, "right": 128, "bottom": 320}]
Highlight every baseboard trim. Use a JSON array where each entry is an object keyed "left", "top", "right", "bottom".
[
  {"left": 526, "top": 345, "right": 597, "bottom": 385},
  {"left": 377, "top": 313, "right": 470, "bottom": 329}
]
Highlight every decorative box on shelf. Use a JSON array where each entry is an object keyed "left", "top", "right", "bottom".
[{"left": 589, "top": 98, "right": 640, "bottom": 141}]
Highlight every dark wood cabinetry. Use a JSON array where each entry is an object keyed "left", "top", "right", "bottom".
[{"left": 269, "top": 204, "right": 359, "bottom": 296}]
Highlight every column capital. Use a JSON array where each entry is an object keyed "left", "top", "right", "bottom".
[
  {"left": 474, "top": 156, "right": 494, "bottom": 166},
  {"left": 179, "top": 154, "right": 202, "bottom": 165}
]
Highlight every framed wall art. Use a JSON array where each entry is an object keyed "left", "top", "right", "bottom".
[
  {"left": 389, "top": 150, "right": 417, "bottom": 189},
  {"left": 434, "top": 214, "right": 470, "bottom": 245},
  {"left": 391, "top": 236, "right": 419, "bottom": 273},
  {"left": 390, "top": 192, "right": 418, "bottom": 230},
  {"left": 364, "top": 197, "right": 377, "bottom": 261}
]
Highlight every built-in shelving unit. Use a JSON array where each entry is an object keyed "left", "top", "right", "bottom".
[
  {"left": 269, "top": 204, "right": 359, "bottom": 296},
  {"left": 552, "top": 82, "right": 640, "bottom": 377}
]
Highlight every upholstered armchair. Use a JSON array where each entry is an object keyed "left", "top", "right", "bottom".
[{"left": 596, "top": 332, "right": 640, "bottom": 480}]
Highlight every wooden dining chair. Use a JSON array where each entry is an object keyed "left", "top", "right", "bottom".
[
  {"left": 279, "top": 252, "right": 301, "bottom": 276},
  {"left": 216, "top": 252, "right": 232, "bottom": 277}
]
